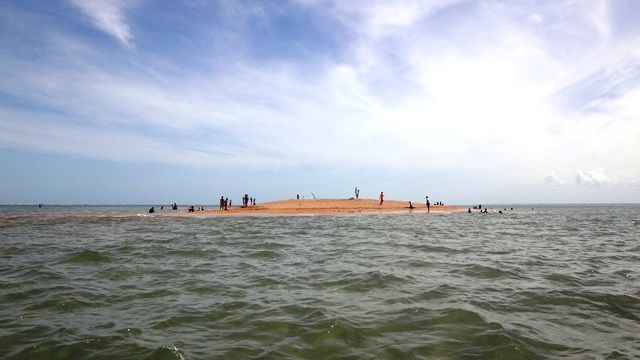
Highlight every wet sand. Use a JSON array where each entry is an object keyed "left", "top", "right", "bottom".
[{"left": 183, "top": 199, "right": 462, "bottom": 215}]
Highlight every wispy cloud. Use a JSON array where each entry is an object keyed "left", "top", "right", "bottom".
[
  {"left": 1, "top": 0, "right": 639, "bottom": 202},
  {"left": 70, "top": 0, "right": 135, "bottom": 46}
]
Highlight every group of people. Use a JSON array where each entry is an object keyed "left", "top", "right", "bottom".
[
  {"left": 469, "top": 208, "right": 489, "bottom": 213},
  {"left": 149, "top": 203, "right": 179, "bottom": 213},
  {"left": 467, "top": 205, "right": 515, "bottom": 214},
  {"left": 219, "top": 196, "right": 231, "bottom": 210},
  {"left": 219, "top": 195, "right": 256, "bottom": 210},
  {"left": 242, "top": 194, "right": 256, "bottom": 207},
  {"left": 147, "top": 196, "right": 260, "bottom": 213}
]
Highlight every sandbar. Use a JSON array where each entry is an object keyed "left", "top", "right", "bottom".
[{"left": 181, "top": 199, "right": 462, "bottom": 216}]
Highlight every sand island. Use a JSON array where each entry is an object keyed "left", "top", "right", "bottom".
[{"left": 181, "top": 198, "right": 462, "bottom": 215}]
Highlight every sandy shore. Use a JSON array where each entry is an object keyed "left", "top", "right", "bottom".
[{"left": 181, "top": 199, "right": 462, "bottom": 215}]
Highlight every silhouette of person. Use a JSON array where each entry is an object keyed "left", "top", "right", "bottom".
[
  {"left": 426, "top": 196, "right": 430, "bottom": 213},
  {"left": 379, "top": 191, "right": 384, "bottom": 205},
  {"left": 148, "top": 207, "right": 155, "bottom": 213}
]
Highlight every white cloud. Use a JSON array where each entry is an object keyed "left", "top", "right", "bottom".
[
  {"left": 70, "top": 0, "right": 135, "bottom": 46},
  {"left": 1, "top": 0, "right": 640, "bottom": 202},
  {"left": 296, "top": 0, "right": 463, "bottom": 37},
  {"left": 529, "top": 13, "right": 543, "bottom": 24},
  {"left": 576, "top": 168, "right": 618, "bottom": 186},
  {"left": 545, "top": 171, "right": 566, "bottom": 185},
  {"left": 0, "top": 109, "right": 282, "bottom": 167}
]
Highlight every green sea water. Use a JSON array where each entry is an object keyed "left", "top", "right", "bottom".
[{"left": 1, "top": 205, "right": 639, "bottom": 359}]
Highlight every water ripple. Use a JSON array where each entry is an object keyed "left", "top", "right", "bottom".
[{"left": 1, "top": 205, "right": 639, "bottom": 359}]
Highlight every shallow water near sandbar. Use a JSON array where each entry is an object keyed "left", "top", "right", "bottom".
[{"left": 1, "top": 205, "right": 639, "bottom": 359}]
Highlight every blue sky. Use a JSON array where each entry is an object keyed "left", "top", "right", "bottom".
[{"left": 1, "top": 0, "right": 639, "bottom": 204}]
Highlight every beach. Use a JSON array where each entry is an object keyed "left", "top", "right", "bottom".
[{"left": 184, "top": 198, "right": 462, "bottom": 215}]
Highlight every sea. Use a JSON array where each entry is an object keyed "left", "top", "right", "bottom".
[{"left": 0, "top": 205, "right": 639, "bottom": 359}]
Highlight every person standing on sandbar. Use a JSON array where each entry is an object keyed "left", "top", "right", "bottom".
[
  {"left": 426, "top": 196, "right": 430, "bottom": 213},
  {"left": 379, "top": 191, "right": 384, "bottom": 205}
]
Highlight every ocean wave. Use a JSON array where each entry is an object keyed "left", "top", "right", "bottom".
[
  {"left": 62, "top": 249, "right": 109, "bottom": 263},
  {"left": 453, "top": 263, "right": 520, "bottom": 279},
  {"left": 2, "top": 205, "right": 639, "bottom": 358},
  {"left": 316, "top": 271, "right": 413, "bottom": 292}
]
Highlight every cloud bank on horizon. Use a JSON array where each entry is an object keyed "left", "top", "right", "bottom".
[{"left": 0, "top": 0, "right": 639, "bottom": 203}]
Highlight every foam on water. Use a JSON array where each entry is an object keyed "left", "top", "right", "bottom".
[{"left": 0, "top": 205, "right": 639, "bottom": 359}]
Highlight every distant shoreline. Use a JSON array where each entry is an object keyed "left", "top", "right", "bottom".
[{"left": 179, "top": 198, "right": 463, "bottom": 215}]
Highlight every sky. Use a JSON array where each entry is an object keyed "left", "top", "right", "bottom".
[{"left": 1, "top": 0, "right": 639, "bottom": 205}]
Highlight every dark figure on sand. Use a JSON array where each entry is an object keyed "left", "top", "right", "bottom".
[
  {"left": 224, "top": 198, "right": 228, "bottom": 211},
  {"left": 219, "top": 196, "right": 225, "bottom": 210},
  {"left": 426, "top": 196, "right": 430, "bottom": 213},
  {"left": 379, "top": 192, "right": 384, "bottom": 205},
  {"left": 468, "top": 208, "right": 472, "bottom": 213},
  {"left": 252, "top": 198, "right": 256, "bottom": 205},
  {"left": 297, "top": 194, "right": 300, "bottom": 200},
  {"left": 243, "top": 194, "right": 249, "bottom": 207},
  {"left": 355, "top": 187, "right": 360, "bottom": 199},
  {"left": 409, "top": 201, "right": 414, "bottom": 210},
  {"left": 148, "top": 207, "right": 155, "bottom": 214}
]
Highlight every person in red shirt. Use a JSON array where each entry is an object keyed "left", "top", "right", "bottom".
[{"left": 379, "top": 191, "right": 384, "bottom": 205}]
